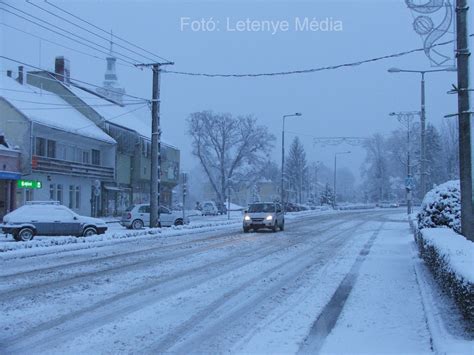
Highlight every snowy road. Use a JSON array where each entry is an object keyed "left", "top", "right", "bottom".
[{"left": 0, "top": 210, "right": 436, "bottom": 354}]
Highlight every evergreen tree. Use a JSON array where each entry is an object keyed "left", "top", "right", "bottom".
[{"left": 285, "top": 137, "right": 308, "bottom": 203}]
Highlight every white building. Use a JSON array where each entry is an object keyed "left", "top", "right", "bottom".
[{"left": 0, "top": 68, "right": 116, "bottom": 216}]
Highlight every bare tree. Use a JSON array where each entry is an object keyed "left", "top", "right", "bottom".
[{"left": 187, "top": 111, "right": 274, "bottom": 205}]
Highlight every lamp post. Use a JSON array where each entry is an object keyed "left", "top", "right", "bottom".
[
  {"left": 281, "top": 113, "right": 302, "bottom": 212},
  {"left": 333, "top": 151, "right": 351, "bottom": 209},
  {"left": 388, "top": 67, "right": 456, "bottom": 200},
  {"left": 389, "top": 111, "right": 420, "bottom": 215}
]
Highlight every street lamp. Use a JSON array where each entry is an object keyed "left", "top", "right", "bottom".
[
  {"left": 387, "top": 66, "right": 456, "bottom": 200},
  {"left": 281, "top": 112, "right": 302, "bottom": 212},
  {"left": 333, "top": 151, "right": 351, "bottom": 208},
  {"left": 389, "top": 111, "right": 421, "bottom": 215}
]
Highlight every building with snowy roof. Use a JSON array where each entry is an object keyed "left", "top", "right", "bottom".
[
  {"left": 25, "top": 56, "right": 180, "bottom": 215},
  {"left": 0, "top": 68, "right": 117, "bottom": 217}
]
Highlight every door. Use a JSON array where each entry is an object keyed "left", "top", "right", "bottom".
[
  {"left": 52, "top": 208, "right": 82, "bottom": 236},
  {"left": 159, "top": 206, "right": 173, "bottom": 226},
  {"left": 138, "top": 205, "right": 150, "bottom": 226}
]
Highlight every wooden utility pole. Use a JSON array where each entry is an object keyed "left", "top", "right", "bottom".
[
  {"left": 455, "top": 0, "right": 473, "bottom": 241},
  {"left": 135, "top": 61, "right": 174, "bottom": 228}
]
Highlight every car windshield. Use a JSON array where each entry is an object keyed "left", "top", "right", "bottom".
[
  {"left": 125, "top": 205, "right": 135, "bottom": 212},
  {"left": 248, "top": 203, "right": 275, "bottom": 213}
]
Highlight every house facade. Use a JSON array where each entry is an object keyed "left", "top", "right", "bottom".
[
  {"left": 0, "top": 69, "right": 116, "bottom": 217},
  {"left": 26, "top": 56, "right": 180, "bottom": 216}
]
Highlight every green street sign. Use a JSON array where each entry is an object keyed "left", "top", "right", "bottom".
[{"left": 17, "top": 180, "right": 42, "bottom": 189}]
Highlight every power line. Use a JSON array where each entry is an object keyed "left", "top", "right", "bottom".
[
  {"left": 44, "top": 0, "right": 173, "bottom": 64},
  {"left": 0, "top": 22, "right": 135, "bottom": 69},
  {"left": 1, "top": 96, "right": 146, "bottom": 108},
  {"left": 162, "top": 36, "right": 472, "bottom": 78},
  {"left": 26, "top": 0, "right": 159, "bottom": 64},
  {"left": 0, "top": 55, "right": 150, "bottom": 102},
  {"left": 0, "top": 3, "right": 142, "bottom": 65}
]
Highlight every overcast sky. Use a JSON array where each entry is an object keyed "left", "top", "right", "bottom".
[{"left": 1, "top": 0, "right": 472, "bottom": 180}]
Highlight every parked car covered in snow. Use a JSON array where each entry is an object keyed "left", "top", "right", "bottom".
[
  {"left": 120, "top": 204, "right": 189, "bottom": 229},
  {"left": 0, "top": 201, "right": 108, "bottom": 241}
]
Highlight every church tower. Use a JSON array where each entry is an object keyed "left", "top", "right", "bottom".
[{"left": 96, "top": 33, "right": 126, "bottom": 105}]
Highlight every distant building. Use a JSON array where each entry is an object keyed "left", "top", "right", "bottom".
[{"left": 0, "top": 132, "right": 21, "bottom": 219}]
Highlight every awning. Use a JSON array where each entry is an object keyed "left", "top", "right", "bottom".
[{"left": 0, "top": 171, "right": 21, "bottom": 180}]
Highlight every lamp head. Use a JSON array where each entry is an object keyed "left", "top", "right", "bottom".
[{"left": 388, "top": 68, "right": 401, "bottom": 73}]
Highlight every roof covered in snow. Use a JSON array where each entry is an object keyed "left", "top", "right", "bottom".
[
  {"left": 0, "top": 76, "right": 116, "bottom": 144},
  {"left": 66, "top": 85, "right": 152, "bottom": 139}
]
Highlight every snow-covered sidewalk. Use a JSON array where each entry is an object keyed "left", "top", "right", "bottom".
[{"left": 320, "top": 221, "right": 434, "bottom": 354}]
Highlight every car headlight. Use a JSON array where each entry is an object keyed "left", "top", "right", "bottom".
[
  {"left": 266, "top": 215, "right": 273, "bottom": 221},
  {"left": 244, "top": 215, "right": 251, "bottom": 221}
]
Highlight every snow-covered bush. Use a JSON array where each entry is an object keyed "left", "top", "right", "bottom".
[
  {"left": 413, "top": 227, "right": 474, "bottom": 328},
  {"left": 417, "top": 180, "right": 461, "bottom": 234}
]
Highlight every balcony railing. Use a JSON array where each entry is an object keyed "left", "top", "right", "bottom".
[{"left": 32, "top": 155, "right": 114, "bottom": 181}]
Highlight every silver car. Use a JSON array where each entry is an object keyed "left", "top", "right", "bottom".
[
  {"left": 243, "top": 202, "right": 285, "bottom": 233},
  {"left": 121, "top": 204, "right": 190, "bottom": 229},
  {"left": 1, "top": 201, "right": 108, "bottom": 241}
]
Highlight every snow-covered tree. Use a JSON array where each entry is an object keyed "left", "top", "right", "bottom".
[
  {"left": 285, "top": 137, "right": 307, "bottom": 203},
  {"left": 187, "top": 111, "right": 274, "bottom": 206}
]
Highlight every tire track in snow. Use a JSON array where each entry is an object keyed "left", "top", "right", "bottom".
[
  {"left": 146, "top": 220, "right": 373, "bottom": 354},
  {"left": 1, "top": 217, "right": 361, "bottom": 353},
  {"left": 297, "top": 223, "right": 384, "bottom": 354}
]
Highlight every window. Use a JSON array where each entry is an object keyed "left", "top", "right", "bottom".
[
  {"left": 82, "top": 151, "right": 90, "bottom": 164},
  {"left": 92, "top": 149, "right": 101, "bottom": 165},
  {"left": 35, "top": 137, "right": 46, "bottom": 156},
  {"left": 25, "top": 189, "right": 34, "bottom": 202},
  {"left": 56, "top": 143, "right": 67, "bottom": 160},
  {"left": 47, "top": 140, "right": 56, "bottom": 158},
  {"left": 57, "top": 184, "right": 63, "bottom": 204},
  {"left": 138, "top": 205, "right": 150, "bottom": 213},
  {"left": 69, "top": 185, "right": 74, "bottom": 209},
  {"left": 49, "top": 184, "right": 56, "bottom": 200},
  {"left": 75, "top": 186, "right": 81, "bottom": 209}
]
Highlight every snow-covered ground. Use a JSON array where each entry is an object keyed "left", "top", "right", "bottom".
[{"left": 0, "top": 209, "right": 471, "bottom": 354}]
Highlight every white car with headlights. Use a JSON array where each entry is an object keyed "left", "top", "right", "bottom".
[{"left": 243, "top": 202, "right": 284, "bottom": 233}]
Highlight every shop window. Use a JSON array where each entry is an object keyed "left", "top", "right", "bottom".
[
  {"left": 49, "top": 184, "right": 56, "bottom": 200},
  {"left": 75, "top": 186, "right": 81, "bottom": 209},
  {"left": 69, "top": 185, "right": 74, "bottom": 208},
  {"left": 57, "top": 184, "right": 63, "bottom": 204}
]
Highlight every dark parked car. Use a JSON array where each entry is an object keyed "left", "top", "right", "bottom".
[{"left": 1, "top": 201, "right": 107, "bottom": 241}]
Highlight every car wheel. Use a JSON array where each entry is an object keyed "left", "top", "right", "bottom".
[
  {"left": 16, "top": 227, "right": 35, "bottom": 242},
  {"left": 83, "top": 227, "right": 98, "bottom": 237},
  {"left": 272, "top": 221, "right": 278, "bottom": 233},
  {"left": 131, "top": 219, "right": 144, "bottom": 230},
  {"left": 280, "top": 222, "right": 285, "bottom": 231},
  {"left": 243, "top": 227, "right": 250, "bottom": 233},
  {"left": 174, "top": 219, "right": 183, "bottom": 226}
]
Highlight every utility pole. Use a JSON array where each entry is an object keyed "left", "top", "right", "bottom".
[
  {"left": 455, "top": 0, "right": 473, "bottom": 241},
  {"left": 135, "top": 61, "right": 174, "bottom": 228},
  {"left": 182, "top": 172, "right": 187, "bottom": 223},
  {"left": 420, "top": 72, "right": 427, "bottom": 199}
]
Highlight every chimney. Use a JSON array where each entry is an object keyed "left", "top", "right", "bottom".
[
  {"left": 17, "top": 66, "right": 24, "bottom": 84},
  {"left": 6, "top": 70, "right": 12, "bottom": 78},
  {"left": 55, "top": 56, "right": 70, "bottom": 84}
]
